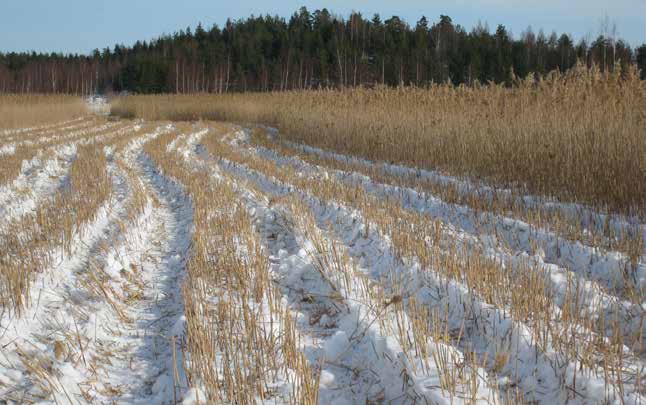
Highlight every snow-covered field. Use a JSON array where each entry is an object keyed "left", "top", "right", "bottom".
[{"left": 0, "top": 118, "right": 644, "bottom": 404}]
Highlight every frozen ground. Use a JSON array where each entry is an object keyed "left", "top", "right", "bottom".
[{"left": 0, "top": 118, "right": 643, "bottom": 404}]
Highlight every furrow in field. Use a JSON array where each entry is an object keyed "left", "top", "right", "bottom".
[
  {"left": 192, "top": 126, "right": 644, "bottom": 404},
  {"left": 86, "top": 127, "right": 190, "bottom": 403},
  {"left": 234, "top": 128, "right": 646, "bottom": 349},
  {"left": 245, "top": 128, "right": 646, "bottom": 298},
  {"left": 0, "top": 125, "right": 190, "bottom": 404},
  {"left": 0, "top": 123, "right": 139, "bottom": 231},
  {"left": 171, "top": 134, "right": 497, "bottom": 403},
  {"left": 0, "top": 117, "right": 88, "bottom": 141}
]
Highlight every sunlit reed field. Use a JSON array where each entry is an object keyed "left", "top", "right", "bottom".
[
  {"left": 0, "top": 94, "right": 87, "bottom": 130},
  {"left": 112, "top": 63, "right": 646, "bottom": 218},
  {"left": 0, "top": 66, "right": 644, "bottom": 404}
]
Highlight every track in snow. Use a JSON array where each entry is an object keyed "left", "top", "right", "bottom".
[
  {"left": 0, "top": 124, "right": 190, "bottom": 404},
  {"left": 1, "top": 118, "right": 644, "bottom": 405},
  {"left": 189, "top": 123, "right": 645, "bottom": 404}
]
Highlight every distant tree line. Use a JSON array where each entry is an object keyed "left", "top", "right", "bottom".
[{"left": 1, "top": 7, "right": 645, "bottom": 94}]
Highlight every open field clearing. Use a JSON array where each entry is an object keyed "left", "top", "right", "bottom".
[{"left": 1, "top": 85, "right": 644, "bottom": 403}]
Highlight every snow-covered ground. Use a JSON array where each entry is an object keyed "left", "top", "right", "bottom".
[
  {"left": 0, "top": 119, "right": 643, "bottom": 404},
  {"left": 0, "top": 122, "right": 139, "bottom": 230}
]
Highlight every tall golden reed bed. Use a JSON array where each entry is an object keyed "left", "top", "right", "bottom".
[
  {"left": 111, "top": 64, "right": 646, "bottom": 216},
  {"left": 0, "top": 94, "right": 87, "bottom": 130}
]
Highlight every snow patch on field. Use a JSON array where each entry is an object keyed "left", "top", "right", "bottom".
[
  {"left": 0, "top": 143, "right": 16, "bottom": 155},
  {"left": 0, "top": 143, "right": 77, "bottom": 228},
  {"left": 178, "top": 136, "right": 500, "bottom": 403},
  {"left": 89, "top": 135, "right": 192, "bottom": 402},
  {"left": 200, "top": 126, "right": 646, "bottom": 404},
  {"left": 0, "top": 124, "right": 190, "bottom": 403}
]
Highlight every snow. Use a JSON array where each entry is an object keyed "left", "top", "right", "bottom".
[
  {"left": 197, "top": 124, "right": 645, "bottom": 404},
  {"left": 241, "top": 129, "right": 645, "bottom": 344},
  {"left": 0, "top": 143, "right": 77, "bottom": 227},
  {"left": 0, "top": 143, "right": 16, "bottom": 156},
  {"left": 0, "top": 123, "right": 140, "bottom": 230},
  {"left": 0, "top": 118, "right": 643, "bottom": 404},
  {"left": 0, "top": 124, "right": 191, "bottom": 403}
]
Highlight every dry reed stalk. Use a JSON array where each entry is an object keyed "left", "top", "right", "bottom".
[{"left": 0, "top": 145, "right": 38, "bottom": 185}]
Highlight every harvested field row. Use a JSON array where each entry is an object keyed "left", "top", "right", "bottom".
[{"left": 0, "top": 112, "right": 643, "bottom": 404}]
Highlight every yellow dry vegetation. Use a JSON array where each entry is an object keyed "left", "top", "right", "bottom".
[
  {"left": 112, "top": 63, "right": 646, "bottom": 217},
  {"left": 0, "top": 94, "right": 87, "bottom": 130}
]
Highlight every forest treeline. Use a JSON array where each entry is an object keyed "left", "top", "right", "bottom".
[{"left": 2, "top": 7, "right": 646, "bottom": 94}]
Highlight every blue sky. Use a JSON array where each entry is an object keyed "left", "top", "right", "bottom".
[{"left": 1, "top": 0, "right": 644, "bottom": 54}]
